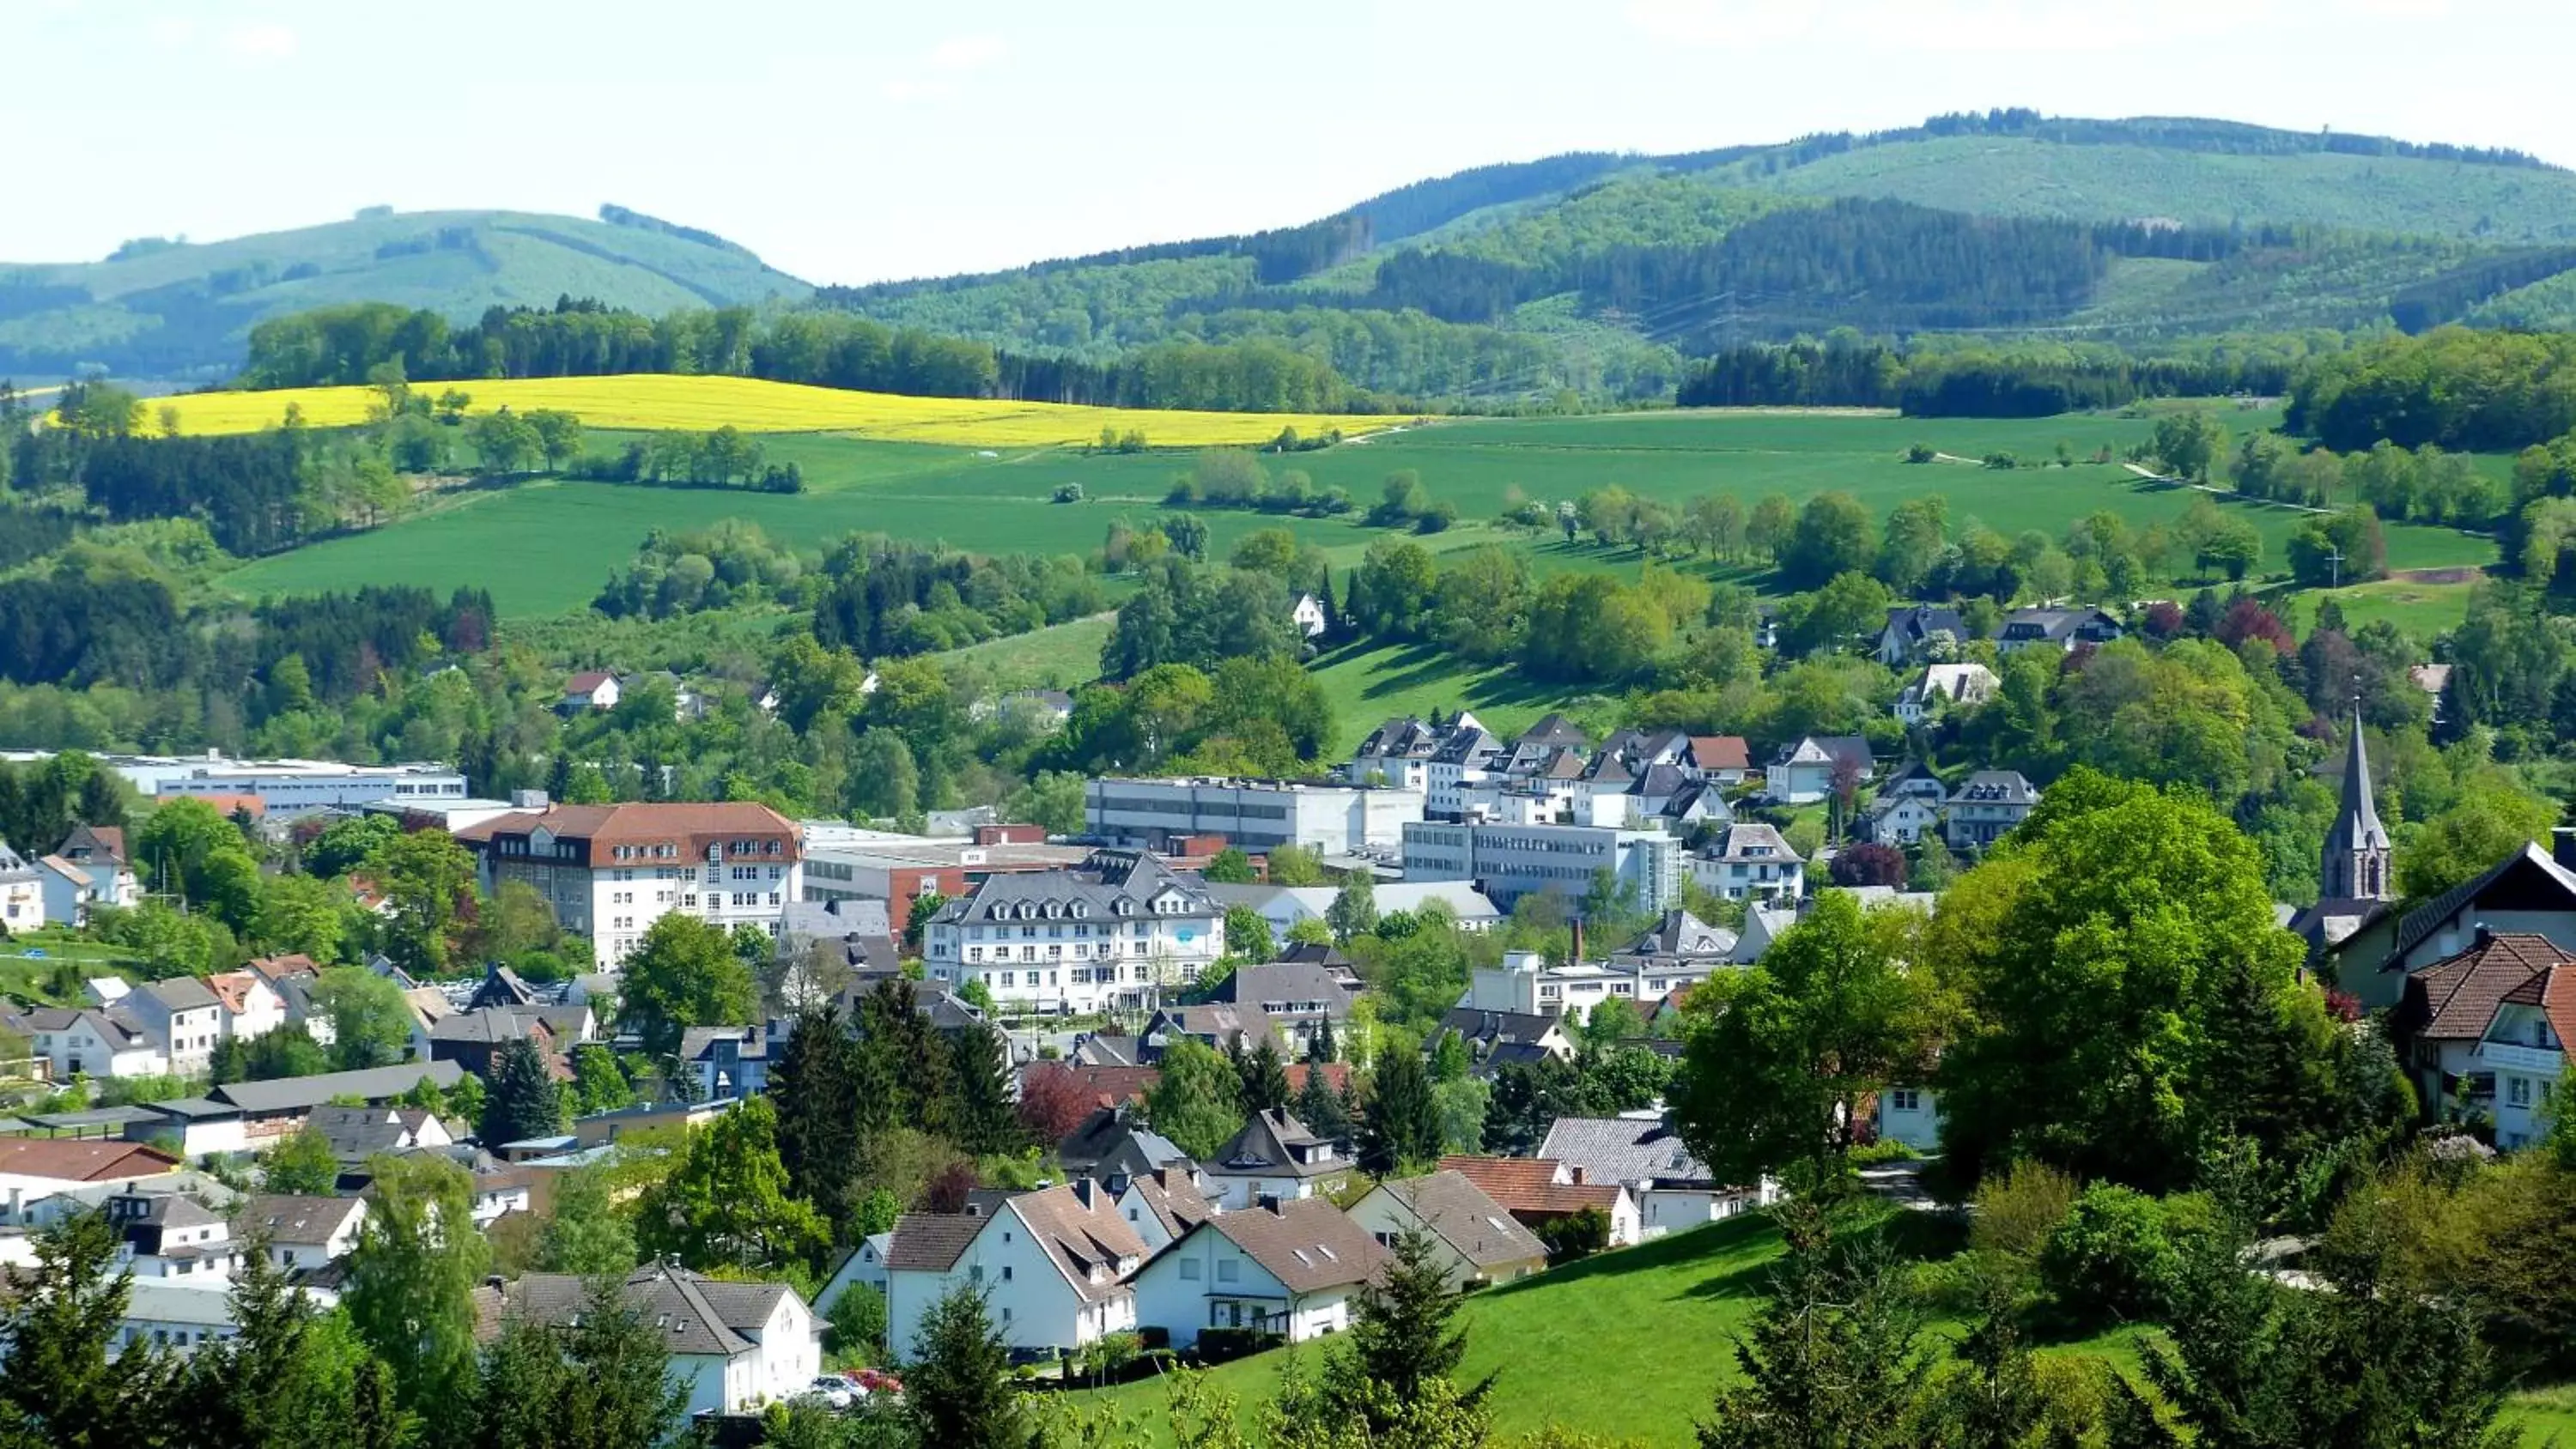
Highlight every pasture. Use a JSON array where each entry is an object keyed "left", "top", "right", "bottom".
[
  {"left": 218, "top": 405, "right": 2499, "bottom": 627},
  {"left": 145, "top": 373, "right": 1391, "bottom": 448}
]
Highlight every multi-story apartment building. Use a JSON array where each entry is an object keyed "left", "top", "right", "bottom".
[
  {"left": 1943, "top": 771, "right": 2040, "bottom": 852},
  {"left": 1693, "top": 822, "right": 1807, "bottom": 902},
  {"left": 1084, "top": 778, "right": 1425, "bottom": 856},
  {"left": 456, "top": 802, "right": 803, "bottom": 967},
  {"left": 1401, "top": 821, "right": 1681, "bottom": 917},
  {"left": 921, "top": 848, "right": 1224, "bottom": 1014},
  {"left": 799, "top": 822, "right": 1091, "bottom": 935}
]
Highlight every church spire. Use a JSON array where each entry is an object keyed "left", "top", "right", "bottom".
[{"left": 2322, "top": 702, "right": 2392, "bottom": 901}]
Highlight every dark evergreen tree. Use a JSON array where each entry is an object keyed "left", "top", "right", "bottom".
[
  {"left": 1357, "top": 1046, "right": 1443, "bottom": 1175},
  {"left": 1346, "top": 1226, "right": 1491, "bottom": 1425},
  {"left": 480, "top": 1036, "right": 567, "bottom": 1149},
  {"left": 0, "top": 1210, "right": 182, "bottom": 1449},
  {"left": 191, "top": 1244, "right": 405, "bottom": 1449},
  {"left": 1698, "top": 1196, "right": 1930, "bottom": 1449},
  {"left": 946, "top": 1024, "right": 1020, "bottom": 1158},
  {"left": 771, "top": 1005, "right": 866, "bottom": 1240},
  {"left": 1294, "top": 1065, "right": 1350, "bottom": 1142},
  {"left": 903, "top": 1283, "right": 1027, "bottom": 1449},
  {"left": 1237, "top": 1037, "right": 1293, "bottom": 1118}
]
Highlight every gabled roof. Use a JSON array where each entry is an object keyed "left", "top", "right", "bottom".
[
  {"left": 234, "top": 1193, "right": 365, "bottom": 1246},
  {"left": 564, "top": 670, "right": 617, "bottom": 694},
  {"left": 245, "top": 954, "right": 321, "bottom": 984},
  {"left": 137, "top": 976, "right": 220, "bottom": 1013},
  {"left": 2495, "top": 962, "right": 2576, "bottom": 1059},
  {"left": 478, "top": 1263, "right": 788, "bottom": 1358},
  {"left": 1686, "top": 736, "right": 1750, "bottom": 772},
  {"left": 1538, "top": 1116, "right": 1716, "bottom": 1190},
  {"left": 210, "top": 1060, "right": 464, "bottom": 1115},
  {"left": 1057, "top": 1107, "right": 1191, "bottom": 1179},
  {"left": 0, "top": 1137, "right": 179, "bottom": 1183},
  {"left": 1619, "top": 908, "right": 1738, "bottom": 961},
  {"left": 1210, "top": 1109, "right": 1334, "bottom": 1177},
  {"left": 1197, "top": 1196, "right": 1388, "bottom": 1292},
  {"left": 1710, "top": 822, "right": 1801, "bottom": 864},
  {"left": 1119, "top": 1167, "right": 1214, "bottom": 1241},
  {"left": 1438, "top": 1008, "right": 1563, "bottom": 1048},
  {"left": 1948, "top": 771, "right": 2038, "bottom": 807},
  {"left": 58, "top": 824, "right": 127, "bottom": 866},
  {"left": 1008, "top": 1184, "right": 1150, "bottom": 1304},
  {"left": 885, "top": 1211, "right": 993, "bottom": 1274},
  {"left": 1370, "top": 1171, "right": 1547, "bottom": 1269},
  {"left": 1514, "top": 713, "right": 1589, "bottom": 751},
  {"left": 2404, "top": 933, "right": 2575, "bottom": 1043},
  {"left": 929, "top": 848, "right": 1216, "bottom": 927},
  {"left": 2390, "top": 843, "right": 2576, "bottom": 964},
  {"left": 1438, "top": 1155, "right": 1630, "bottom": 1217},
  {"left": 430, "top": 1007, "right": 551, "bottom": 1046},
  {"left": 1206, "top": 961, "right": 1356, "bottom": 1016}
]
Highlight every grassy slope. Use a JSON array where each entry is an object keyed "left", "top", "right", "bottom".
[
  {"left": 222, "top": 408, "right": 2498, "bottom": 621},
  {"left": 1741, "top": 136, "right": 2576, "bottom": 239},
  {"left": 1056, "top": 1214, "right": 2576, "bottom": 1445},
  {"left": 0, "top": 209, "right": 809, "bottom": 376}
]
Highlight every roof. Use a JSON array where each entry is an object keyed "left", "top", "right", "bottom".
[
  {"left": 1206, "top": 961, "right": 1356, "bottom": 1016},
  {"left": 1120, "top": 1167, "right": 1214, "bottom": 1241},
  {"left": 1438, "top": 1155, "right": 1630, "bottom": 1217},
  {"left": 1370, "top": 1171, "right": 1547, "bottom": 1269},
  {"left": 430, "top": 1007, "right": 550, "bottom": 1046},
  {"left": 59, "top": 824, "right": 127, "bottom": 865},
  {"left": 1438, "top": 1008, "right": 1563, "bottom": 1047},
  {"left": 233, "top": 1194, "right": 363, "bottom": 1246},
  {"left": 1515, "top": 713, "right": 1589, "bottom": 750},
  {"left": 2324, "top": 712, "right": 2391, "bottom": 858},
  {"left": 203, "top": 972, "right": 274, "bottom": 1016},
  {"left": 1210, "top": 1109, "right": 1336, "bottom": 1178},
  {"left": 134, "top": 975, "right": 216, "bottom": 1014},
  {"left": 2390, "top": 843, "right": 2576, "bottom": 964},
  {"left": 1009, "top": 1183, "right": 1151, "bottom": 1303},
  {"left": 1710, "top": 822, "right": 1802, "bottom": 864},
  {"left": 0, "top": 846, "right": 34, "bottom": 883},
  {"left": 123, "top": 1280, "right": 244, "bottom": 1327},
  {"left": 928, "top": 847, "right": 1216, "bottom": 927},
  {"left": 885, "top": 1212, "right": 991, "bottom": 1274},
  {"left": 1058, "top": 1108, "right": 1191, "bottom": 1179},
  {"left": 210, "top": 1060, "right": 464, "bottom": 1115},
  {"left": 1619, "top": 908, "right": 1737, "bottom": 961},
  {"left": 0, "top": 1137, "right": 179, "bottom": 1182},
  {"left": 2497, "top": 962, "right": 2576, "bottom": 1059},
  {"left": 1538, "top": 1116, "right": 1716, "bottom": 1190},
  {"left": 2399, "top": 931, "right": 2576, "bottom": 1041},
  {"left": 245, "top": 954, "right": 321, "bottom": 984},
  {"left": 480, "top": 1263, "right": 792, "bottom": 1358},
  {"left": 1200, "top": 1196, "right": 1388, "bottom": 1293},
  {"left": 564, "top": 670, "right": 617, "bottom": 694},
  {"left": 1883, "top": 603, "right": 1970, "bottom": 643},
  {"left": 1949, "top": 771, "right": 2038, "bottom": 807},
  {"left": 1687, "top": 736, "right": 1750, "bottom": 772},
  {"left": 453, "top": 802, "right": 800, "bottom": 870}
]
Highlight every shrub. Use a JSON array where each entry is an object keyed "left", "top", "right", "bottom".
[
  {"left": 824, "top": 1282, "right": 887, "bottom": 1362},
  {"left": 2038, "top": 1184, "right": 2217, "bottom": 1326},
  {"left": 1849, "top": 1137, "right": 1917, "bottom": 1166},
  {"left": 1194, "top": 1327, "right": 1284, "bottom": 1363},
  {"left": 1905, "top": 443, "right": 1937, "bottom": 464},
  {"left": 1984, "top": 451, "right": 2018, "bottom": 470},
  {"left": 1971, "top": 1160, "right": 2079, "bottom": 1264},
  {"left": 1052, "top": 482, "right": 1084, "bottom": 504},
  {"left": 1534, "top": 1205, "right": 1612, "bottom": 1263}
]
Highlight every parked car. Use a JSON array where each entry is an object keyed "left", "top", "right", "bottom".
[{"left": 799, "top": 1377, "right": 859, "bottom": 1410}]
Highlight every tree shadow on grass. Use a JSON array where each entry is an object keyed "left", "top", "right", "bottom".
[{"left": 1346, "top": 644, "right": 1567, "bottom": 712}]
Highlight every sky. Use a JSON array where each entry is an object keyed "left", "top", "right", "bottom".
[{"left": 8, "top": 0, "right": 2574, "bottom": 286}]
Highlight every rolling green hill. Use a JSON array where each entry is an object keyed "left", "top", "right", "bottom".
[
  {"left": 0, "top": 206, "right": 809, "bottom": 381},
  {"left": 814, "top": 113, "right": 2576, "bottom": 403}
]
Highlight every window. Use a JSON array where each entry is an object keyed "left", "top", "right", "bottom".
[
  {"left": 2508, "top": 1076, "right": 2534, "bottom": 1109},
  {"left": 1001, "top": 1265, "right": 1013, "bottom": 1282},
  {"left": 1890, "top": 1089, "right": 1921, "bottom": 1113},
  {"left": 1180, "top": 1258, "right": 1201, "bottom": 1280},
  {"left": 1216, "top": 1260, "right": 1239, "bottom": 1282}
]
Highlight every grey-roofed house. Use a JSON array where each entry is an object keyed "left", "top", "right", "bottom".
[
  {"left": 1997, "top": 605, "right": 2123, "bottom": 654},
  {"left": 475, "top": 1263, "right": 818, "bottom": 1415},
  {"left": 1113, "top": 1165, "right": 1215, "bottom": 1252},
  {"left": 1875, "top": 603, "right": 1973, "bottom": 665},
  {"left": 1139, "top": 1004, "right": 1280, "bottom": 1064},
  {"left": 301, "top": 1104, "right": 455, "bottom": 1162},
  {"left": 776, "top": 896, "right": 902, "bottom": 1005},
  {"left": 428, "top": 1007, "right": 563, "bottom": 1082},
  {"left": 677, "top": 1024, "right": 769, "bottom": 1099},
  {"left": 1130, "top": 1193, "right": 1388, "bottom": 1349},
  {"left": 1347, "top": 1170, "right": 1549, "bottom": 1288},
  {"left": 1765, "top": 736, "right": 1873, "bottom": 806},
  {"left": 1540, "top": 1115, "right": 1771, "bottom": 1237},
  {"left": 105, "top": 1188, "right": 239, "bottom": 1282},
  {"left": 125, "top": 976, "right": 225, "bottom": 1077},
  {"left": 1611, "top": 909, "right": 1739, "bottom": 973},
  {"left": 885, "top": 1180, "right": 1147, "bottom": 1360},
  {"left": 921, "top": 846, "right": 1224, "bottom": 1015},
  {"left": 1435, "top": 1008, "right": 1577, "bottom": 1066},
  {"left": 1697, "top": 822, "right": 1806, "bottom": 902},
  {"left": 232, "top": 1193, "right": 367, "bottom": 1271},
  {"left": 1057, "top": 1107, "right": 1194, "bottom": 1184},
  {"left": 1201, "top": 960, "right": 1354, "bottom": 1058},
  {"left": 1204, "top": 1109, "right": 1347, "bottom": 1210},
  {"left": 1943, "top": 770, "right": 2040, "bottom": 852}
]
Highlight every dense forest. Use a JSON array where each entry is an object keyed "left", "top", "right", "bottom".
[
  {"left": 2288, "top": 326, "right": 2576, "bottom": 452},
  {"left": 1676, "top": 336, "right": 2300, "bottom": 415}
]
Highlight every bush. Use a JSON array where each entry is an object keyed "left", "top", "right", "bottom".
[
  {"left": 1534, "top": 1205, "right": 1612, "bottom": 1263},
  {"left": 824, "top": 1282, "right": 887, "bottom": 1362},
  {"left": 1052, "top": 482, "right": 1084, "bottom": 503},
  {"left": 1983, "top": 452, "right": 2019, "bottom": 470},
  {"left": 2037, "top": 1184, "right": 2216, "bottom": 1326},
  {"left": 1970, "top": 1160, "right": 2078, "bottom": 1264},
  {"left": 1194, "top": 1327, "right": 1284, "bottom": 1364},
  {"left": 1849, "top": 1137, "right": 1917, "bottom": 1166},
  {"left": 1905, "top": 443, "right": 1937, "bottom": 464}
]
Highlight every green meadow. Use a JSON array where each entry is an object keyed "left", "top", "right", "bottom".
[{"left": 220, "top": 408, "right": 2498, "bottom": 625}]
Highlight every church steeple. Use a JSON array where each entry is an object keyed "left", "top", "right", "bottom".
[{"left": 2322, "top": 704, "right": 2392, "bottom": 901}]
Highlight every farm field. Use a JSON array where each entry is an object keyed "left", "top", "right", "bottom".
[
  {"left": 220, "top": 405, "right": 2500, "bottom": 626},
  {"left": 147, "top": 373, "right": 1394, "bottom": 448},
  {"left": 1057, "top": 1214, "right": 2576, "bottom": 1446}
]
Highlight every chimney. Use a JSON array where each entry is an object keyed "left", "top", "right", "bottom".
[
  {"left": 1570, "top": 919, "right": 1586, "bottom": 965},
  {"left": 1568, "top": 1165, "right": 1586, "bottom": 1185},
  {"left": 2473, "top": 922, "right": 2494, "bottom": 949},
  {"left": 1071, "top": 1178, "right": 1095, "bottom": 1209},
  {"left": 483, "top": 1275, "right": 505, "bottom": 1290},
  {"left": 511, "top": 789, "right": 549, "bottom": 809}
]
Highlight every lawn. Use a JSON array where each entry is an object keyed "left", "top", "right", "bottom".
[
  {"left": 221, "top": 405, "right": 2499, "bottom": 624},
  {"left": 1053, "top": 1213, "right": 2576, "bottom": 1446},
  {"left": 933, "top": 613, "right": 1119, "bottom": 694},
  {"left": 0, "top": 929, "right": 143, "bottom": 1007},
  {"left": 1308, "top": 642, "right": 1564, "bottom": 755},
  {"left": 2272, "top": 573, "right": 2488, "bottom": 643}
]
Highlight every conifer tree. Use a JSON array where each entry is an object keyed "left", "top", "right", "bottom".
[
  {"left": 1698, "top": 1196, "right": 1929, "bottom": 1449},
  {"left": 905, "top": 1283, "right": 1027, "bottom": 1449},
  {"left": 948, "top": 1023, "right": 1021, "bottom": 1157},
  {"left": 1238, "top": 1037, "right": 1293, "bottom": 1118},
  {"left": 1358, "top": 1045, "right": 1443, "bottom": 1176},
  {"left": 480, "top": 1035, "right": 567, "bottom": 1149},
  {"left": 771, "top": 1004, "right": 866, "bottom": 1238}
]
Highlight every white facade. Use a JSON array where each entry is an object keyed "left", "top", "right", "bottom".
[
  {"left": 36, "top": 858, "right": 92, "bottom": 927},
  {"left": 124, "top": 982, "right": 225, "bottom": 1079},
  {"left": 1084, "top": 778, "right": 1425, "bottom": 855},
  {"left": 2481, "top": 1009, "right": 2564, "bottom": 1151},
  {"left": 462, "top": 803, "right": 804, "bottom": 968},
  {"left": 1291, "top": 593, "right": 1328, "bottom": 639},
  {"left": 23, "top": 1009, "right": 168, "bottom": 1080},
  {"left": 1893, "top": 664, "right": 1998, "bottom": 725},
  {"left": 924, "top": 852, "right": 1224, "bottom": 1015},
  {"left": 1695, "top": 824, "right": 1807, "bottom": 903},
  {"left": 152, "top": 759, "right": 470, "bottom": 815},
  {"left": 1461, "top": 951, "right": 1728, "bottom": 1024},
  {"left": 1128, "top": 1215, "right": 1366, "bottom": 1349},
  {"left": 1401, "top": 821, "right": 1681, "bottom": 917},
  {"left": 1876, "top": 1086, "right": 1943, "bottom": 1152},
  {"left": 886, "top": 1198, "right": 1141, "bottom": 1360},
  {"left": 0, "top": 849, "right": 41, "bottom": 932}
]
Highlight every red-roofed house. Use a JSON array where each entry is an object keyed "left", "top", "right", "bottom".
[
  {"left": 1437, "top": 1155, "right": 1642, "bottom": 1246},
  {"left": 2484, "top": 959, "right": 2576, "bottom": 1151},
  {"left": 562, "top": 671, "right": 622, "bottom": 712},
  {"left": 2393, "top": 929, "right": 2576, "bottom": 1135},
  {"left": 1686, "top": 736, "right": 1752, "bottom": 785}
]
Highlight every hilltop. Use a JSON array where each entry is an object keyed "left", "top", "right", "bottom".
[
  {"left": 818, "top": 112, "right": 2576, "bottom": 402},
  {"left": 0, "top": 205, "right": 810, "bottom": 381}
]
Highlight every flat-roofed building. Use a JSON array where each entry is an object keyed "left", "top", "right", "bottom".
[
  {"left": 456, "top": 802, "right": 801, "bottom": 967},
  {"left": 1086, "top": 777, "right": 1425, "bottom": 856}
]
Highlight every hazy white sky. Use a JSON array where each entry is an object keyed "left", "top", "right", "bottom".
[{"left": 7, "top": 0, "right": 2568, "bottom": 285}]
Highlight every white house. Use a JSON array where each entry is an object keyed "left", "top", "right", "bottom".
[
  {"left": 454, "top": 800, "right": 804, "bottom": 968},
  {"left": 1857, "top": 792, "right": 1942, "bottom": 847},
  {"left": 922, "top": 848, "right": 1225, "bottom": 1015},
  {"left": 204, "top": 972, "right": 287, "bottom": 1044},
  {"left": 562, "top": 670, "right": 623, "bottom": 712},
  {"left": 17, "top": 1006, "right": 168, "bottom": 1080},
  {"left": 1764, "top": 737, "right": 1872, "bottom": 805},
  {"left": 479, "top": 1264, "right": 818, "bottom": 1416},
  {"left": 34, "top": 855, "right": 93, "bottom": 928},
  {"left": 232, "top": 1194, "right": 367, "bottom": 1274},
  {"left": 1111, "top": 1167, "right": 1216, "bottom": 1253},
  {"left": 113, "top": 1280, "right": 247, "bottom": 1357},
  {"left": 1460, "top": 949, "right": 1728, "bottom": 1026},
  {"left": 1438, "top": 1155, "right": 1644, "bottom": 1248},
  {"left": 1540, "top": 1116, "right": 1772, "bottom": 1238},
  {"left": 0, "top": 1138, "right": 182, "bottom": 1224},
  {"left": 1346, "top": 1172, "right": 1548, "bottom": 1290},
  {"left": 884, "top": 1182, "right": 1146, "bottom": 1360},
  {"left": 54, "top": 824, "right": 140, "bottom": 910},
  {"left": 1875, "top": 604, "right": 1972, "bottom": 666},
  {"left": 1694, "top": 823, "right": 1806, "bottom": 903},
  {"left": 815, "top": 1232, "right": 895, "bottom": 1317},
  {"left": 1894, "top": 663, "right": 1999, "bottom": 725},
  {"left": 106, "top": 1189, "right": 240, "bottom": 1286},
  {"left": 125, "top": 977, "right": 226, "bottom": 1078},
  {"left": 1203, "top": 1110, "right": 1349, "bottom": 1210},
  {"left": 1944, "top": 771, "right": 2040, "bottom": 852},
  {"left": 0, "top": 846, "right": 42, "bottom": 932},
  {"left": 1291, "top": 592, "right": 1328, "bottom": 640},
  {"left": 1875, "top": 1086, "right": 1944, "bottom": 1152},
  {"left": 2480, "top": 961, "right": 2570, "bottom": 1151},
  {"left": 1130, "top": 1195, "right": 1388, "bottom": 1349}
]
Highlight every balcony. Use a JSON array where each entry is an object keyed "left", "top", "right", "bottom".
[{"left": 2481, "top": 1042, "right": 2565, "bottom": 1076}]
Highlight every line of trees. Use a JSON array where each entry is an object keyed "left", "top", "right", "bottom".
[{"left": 1678, "top": 336, "right": 2300, "bottom": 416}]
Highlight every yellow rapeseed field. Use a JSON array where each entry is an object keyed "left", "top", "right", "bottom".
[{"left": 143, "top": 374, "right": 1396, "bottom": 449}]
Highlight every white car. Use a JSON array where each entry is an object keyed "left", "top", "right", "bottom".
[{"left": 801, "top": 1377, "right": 860, "bottom": 1410}]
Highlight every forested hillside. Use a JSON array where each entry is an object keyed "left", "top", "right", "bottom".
[{"left": 0, "top": 206, "right": 809, "bottom": 381}]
